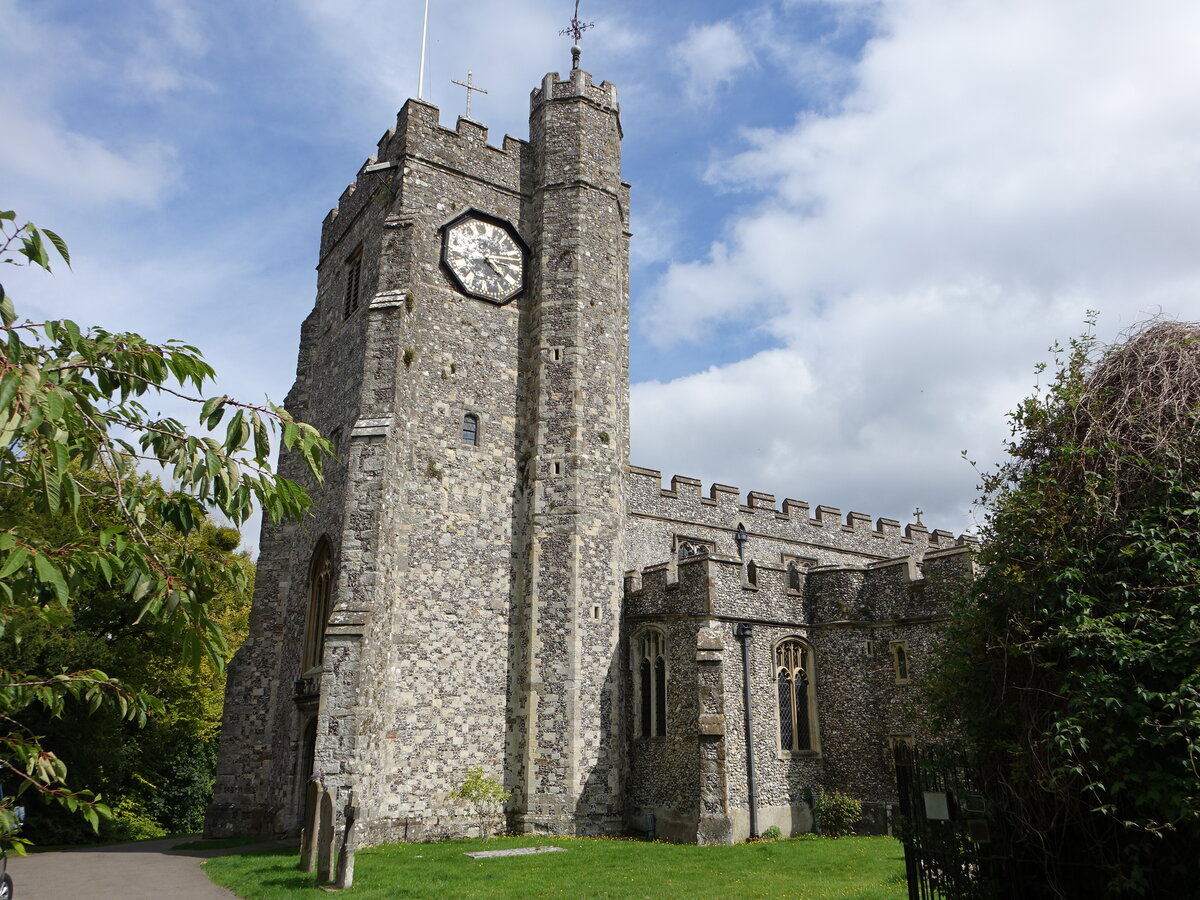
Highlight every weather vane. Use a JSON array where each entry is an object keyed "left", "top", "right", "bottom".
[
  {"left": 559, "top": 0, "right": 594, "bottom": 70},
  {"left": 451, "top": 70, "right": 488, "bottom": 121}
]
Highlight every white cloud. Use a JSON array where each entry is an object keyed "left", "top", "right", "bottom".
[
  {"left": 0, "top": 0, "right": 209, "bottom": 210},
  {"left": 636, "top": 0, "right": 1200, "bottom": 533},
  {"left": 670, "top": 21, "right": 755, "bottom": 105},
  {"left": 633, "top": 279, "right": 1084, "bottom": 532},
  {"left": 0, "top": 101, "right": 180, "bottom": 209}
]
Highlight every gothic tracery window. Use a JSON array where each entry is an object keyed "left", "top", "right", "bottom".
[
  {"left": 776, "top": 638, "right": 817, "bottom": 752},
  {"left": 302, "top": 540, "right": 334, "bottom": 672},
  {"left": 676, "top": 539, "right": 712, "bottom": 560},
  {"left": 635, "top": 629, "right": 667, "bottom": 738},
  {"left": 787, "top": 561, "right": 802, "bottom": 592}
]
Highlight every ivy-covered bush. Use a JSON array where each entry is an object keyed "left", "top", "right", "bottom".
[{"left": 937, "top": 319, "right": 1200, "bottom": 896}]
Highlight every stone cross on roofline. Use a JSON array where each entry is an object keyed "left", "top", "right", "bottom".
[
  {"left": 451, "top": 70, "right": 488, "bottom": 121},
  {"left": 559, "top": 0, "right": 594, "bottom": 70}
]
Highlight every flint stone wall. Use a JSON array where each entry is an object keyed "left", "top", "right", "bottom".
[{"left": 622, "top": 547, "right": 974, "bottom": 842}]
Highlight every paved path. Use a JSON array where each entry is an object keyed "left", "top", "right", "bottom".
[{"left": 7, "top": 836, "right": 282, "bottom": 900}]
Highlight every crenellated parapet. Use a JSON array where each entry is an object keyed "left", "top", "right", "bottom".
[
  {"left": 318, "top": 99, "right": 530, "bottom": 262},
  {"left": 627, "top": 465, "right": 971, "bottom": 568},
  {"left": 530, "top": 68, "right": 620, "bottom": 118},
  {"left": 624, "top": 544, "right": 975, "bottom": 626}
]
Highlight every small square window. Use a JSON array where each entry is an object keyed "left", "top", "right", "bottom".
[{"left": 461, "top": 413, "right": 479, "bottom": 446}]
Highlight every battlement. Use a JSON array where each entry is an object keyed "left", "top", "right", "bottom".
[
  {"left": 624, "top": 543, "right": 975, "bottom": 624},
  {"left": 530, "top": 68, "right": 620, "bottom": 115},
  {"left": 320, "top": 98, "right": 529, "bottom": 259},
  {"left": 627, "top": 465, "right": 969, "bottom": 549}
]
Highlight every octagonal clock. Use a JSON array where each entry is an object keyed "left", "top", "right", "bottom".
[{"left": 440, "top": 210, "right": 528, "bottom": 304}]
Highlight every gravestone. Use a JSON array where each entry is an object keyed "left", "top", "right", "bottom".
[
  {"left": 334, "top": 793, "right": 359, "bottom": 889},
  {"left": 299, "top": 780, "right": 321, "bottom": 873},
  {"left": 316, "top": 788, "right": 335, "bottom": 883}
]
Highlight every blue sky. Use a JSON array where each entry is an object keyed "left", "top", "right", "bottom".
[{"left": 6, "top": 0, "right": 1200, "bottom": 548}]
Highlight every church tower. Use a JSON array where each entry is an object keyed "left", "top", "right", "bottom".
[{"left": 207, "top": 64, "right": 629, "bottom": 842}]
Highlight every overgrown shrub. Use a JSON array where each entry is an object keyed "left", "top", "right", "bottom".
[
  {"left": 937, "top": 319, "right": 1200, "bottom": 896},
  {"left": 814, "top": 791, "right": 861, "bottom": 837}
]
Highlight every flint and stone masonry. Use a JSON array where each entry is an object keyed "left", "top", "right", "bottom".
[{"left": 207, "top": 66, "right": 974, "bottom": 846}]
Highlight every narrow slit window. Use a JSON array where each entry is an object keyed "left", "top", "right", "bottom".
[
  {"left": 461, "top": 413, "right": 479, "bottom": 446},
  {"left": 343, "top": 248, "right": 363, "bottom": 319},
  {"left": 890, "top": 641, "right": 910, "bottom": 683}
]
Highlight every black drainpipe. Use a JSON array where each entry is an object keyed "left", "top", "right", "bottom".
[{"left": 735, "top": 622, "right": 759, "bottom": 840}]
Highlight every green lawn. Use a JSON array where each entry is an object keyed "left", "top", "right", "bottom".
[{"left": 203, "top": 834, "right": 908, "bottom": 899}]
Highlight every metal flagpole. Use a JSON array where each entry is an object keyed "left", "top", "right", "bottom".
[{"left": 417, "top": 0, "right": 430, "bottom": 99}]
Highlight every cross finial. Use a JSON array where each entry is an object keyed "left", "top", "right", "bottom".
[
  {"left": 451, "top": 70, "right": 488, "bottom": 121},
  {"left": 559, "top": 0, "right": 594, "bottom": 70},
  {"left": 913, "top": 507, "right": 924, "bottom": 527}
]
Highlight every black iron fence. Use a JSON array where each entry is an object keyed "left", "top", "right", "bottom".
[{"left": 892, "top": 745, "right": 1018, "bottom": 900}]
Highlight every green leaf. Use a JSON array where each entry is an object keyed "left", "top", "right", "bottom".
[
  {"left": 0, "top": 545, "right": 29, "bottom": 579},
  {"left": 41, "top": 228, "right": 71, "bottom": 267},
  {"left": 0, "top": 286, "right": 14, "bottom": 327},
  {"left": 33, "top": 553, "right": 69, "bottom": 606}
]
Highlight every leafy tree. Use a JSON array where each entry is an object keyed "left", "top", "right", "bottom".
[
  {"left": 0, "top": 211, "right": 330, "bottom": 849},
  {"left": 939, "top": 319, "right": 1200, "bottom": 897},
  {"left": 0, "top": 494, "right": 253, "bottom": 844},
  {"left": 448, "top": 766, "right": 511, "bottom": 840}
]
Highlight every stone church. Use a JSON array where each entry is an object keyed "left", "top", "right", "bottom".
[{"left": 206, "top": 60, "right": 973, "bottom": 847}]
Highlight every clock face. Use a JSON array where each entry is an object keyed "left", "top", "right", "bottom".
[{"left": 441, "top": 212, "right": 526, "bottom": 303}]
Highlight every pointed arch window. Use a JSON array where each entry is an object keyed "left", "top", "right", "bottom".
[
  {"left": 302, "top": 540, "right": 334, "bottom": 672},
  {"left": 635, "top": 629, "right": 667, "bottom": 738},
  {"left": 776, "top": 639, "right": 818, "bottom": 752}
]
